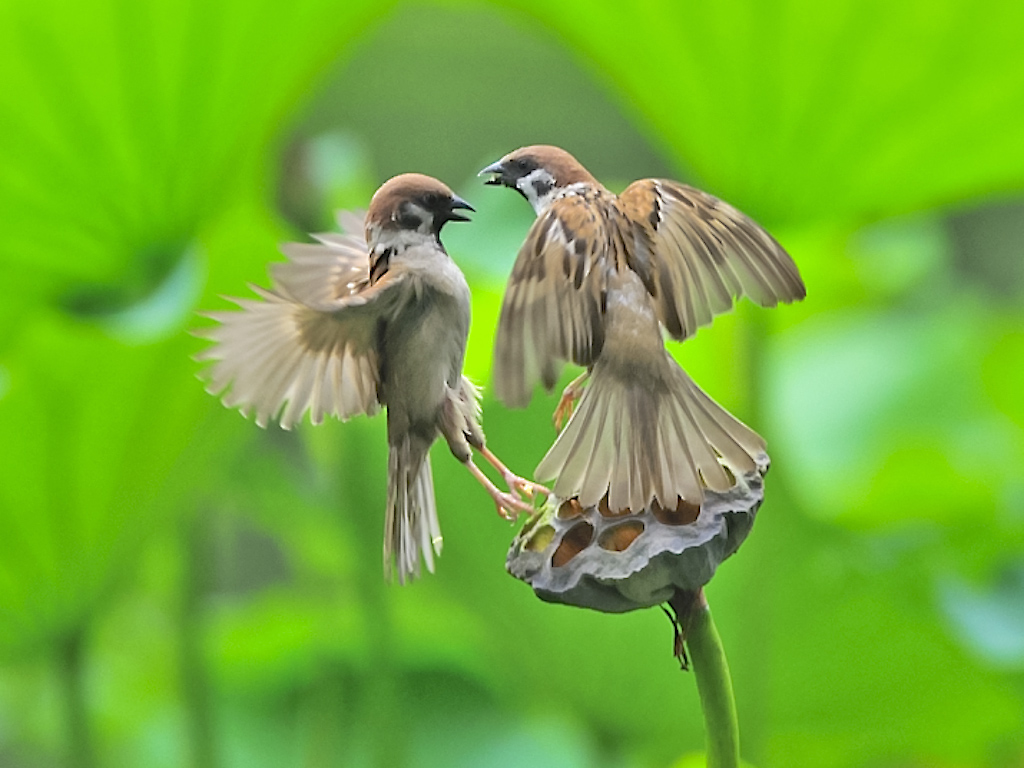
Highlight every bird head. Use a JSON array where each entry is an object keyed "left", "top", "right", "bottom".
[
  {"left": 479, "top": 145, "right": 599, "bottom": 213},
  {"left": 366, "top": 173, "right": 474, "bottom": 248}
]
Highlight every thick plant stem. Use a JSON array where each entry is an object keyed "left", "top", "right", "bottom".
[
  {"left": 675, "top": 589, "right": 740, "bottom": 768},
  {"left": 180, "top": 516, "right": 217, "bottom": 768},
  {"left": 57, "top": 626, "right": 95, "bottom": 768}
]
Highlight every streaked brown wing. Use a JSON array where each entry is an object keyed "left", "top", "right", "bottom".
[
  {"left": 619, "top": 179, "right": 805, "bottom": 341},
  {"left": 493, "top": 194, "right": 610, "bottom": 408},
  {"left": 196, "top": 220, "right": 410, "bottom": 429}
]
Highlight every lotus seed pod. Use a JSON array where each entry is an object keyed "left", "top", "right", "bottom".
[{"left": 507, "top": 454, "right": 769, "bottom": 613}]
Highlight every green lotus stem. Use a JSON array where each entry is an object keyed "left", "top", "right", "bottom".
[
  {"left": 180, "top": 517, "right": 217, "bottom": 768},
  {"left": 57, "top": 626, "right": 95, "bottom": 768},
  {"left": 677, "top": 589, "right": 741, "bottom": 768}
]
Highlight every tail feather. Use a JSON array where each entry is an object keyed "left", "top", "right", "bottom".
[
  {"left": 384, "top": 439, "right": 442, "bottom": 584},
  {"left": 535, "top": 359, "right": 765, "bottom": 512},
  {"left": 683, "top": 376, "right": 764, "bottom": 471}
]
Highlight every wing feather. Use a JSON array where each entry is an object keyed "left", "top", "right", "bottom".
[
  {"left": 493, "top": 194, "right": 611, "bottom": 407},
  {"left": 273, "top": 211, "right": 370, "bottom": 310},
  {"left": 196, "top": 211, "right": 412, "bottom": 428},
  {"left": 619, "top": 179, "right": 805, "bottom": 341}
]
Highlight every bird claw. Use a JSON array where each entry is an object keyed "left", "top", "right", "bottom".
[
  {"left": 504, "top": 471, "right": 549, "bottom": 500},
  {"left": 492, "top": 475, "right": 547, "bottom": 521},
  {"left": 492, "top": 491, "right": 533, "bottom": 522},
  {"left": 552, "top": 374, "right": 588, "bottom": 431},
  {"left": 552, "top": 396, "right": 575, "bottom": 432},
  {"left": 466, "top": 454, "right": 543, "bottom": 522}
]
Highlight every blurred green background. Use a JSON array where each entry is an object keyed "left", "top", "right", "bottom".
[{"left": 1, "top": 0, "right": 1023, "bottom": 766}]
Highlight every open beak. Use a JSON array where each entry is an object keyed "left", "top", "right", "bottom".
[
  {"left": 478, "top": 160, "right": 505, "bottom": 186},
  {"left": 446, "top": 194, "right": 475, "bottom": 222}
]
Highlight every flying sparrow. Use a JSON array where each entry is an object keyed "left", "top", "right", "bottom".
[
  {"left": 480, "top": 146, "right": 805, "bottom": 512},
  {"left": 197, "top": 173, "right": 544, "bottom": 583}
]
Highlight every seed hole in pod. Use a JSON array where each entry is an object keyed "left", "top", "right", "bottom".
[
  {"left": 557, "top": 498, "right": 584, "bottom": 520},
  {"left": 651, "top": 497, "right": 701, "bottom": 526},
  {"left": 598, "top": 520, "right": 645, "bottom": 552},
  {"left": 551, "top": 521, "right": 595, "bottom": 567},
  {"left": 524, "top": 524, "right": 556, "bottom": 552}
]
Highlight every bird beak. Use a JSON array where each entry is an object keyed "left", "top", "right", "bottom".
[
  {"left": 446, "top": 194, "right": 475, "bottom": 222},
  {"left": 478, "top": 160, "right": 506, "bottom": 186}
]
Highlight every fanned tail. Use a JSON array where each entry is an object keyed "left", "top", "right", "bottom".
[
  {"left": 384, "top": 437, "right": 442, "bottom": 584},
  {"left": 534, "top": 357, "right": 765, "bottom": 512}
]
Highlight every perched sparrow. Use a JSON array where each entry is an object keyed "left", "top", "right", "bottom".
[
  {"left": 480, "top": 146, "right": 805, "bottom": 512},
  {"left": 197, "top": 174, "right": 543, "bottom": 583}
]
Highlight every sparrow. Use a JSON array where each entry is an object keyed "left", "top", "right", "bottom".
[
  {"left": 480, "top": 146, "right": 805, "bottom": 513},
  {"left": 196, "top": 173, "right": 544, "bottom": 583}
]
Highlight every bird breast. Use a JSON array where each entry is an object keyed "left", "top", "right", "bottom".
[{"left": 378, "top": 259, "right": 471, "bottom": 427}]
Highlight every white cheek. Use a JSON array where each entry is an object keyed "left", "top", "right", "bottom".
[
  {"left": 518, "top": 169, "right": 557, "bottom": 214},
  {"left": 403, "top": 202, "right": 434, "bottom": 235}
]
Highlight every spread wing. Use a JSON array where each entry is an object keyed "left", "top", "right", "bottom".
[
  {"left": 196, "top": 211, "right": 407, "bottom": 429},
  {"left": 618, "top": 179, "right": 805, "bottom": 341},
  {"left": 493, "top": 194, "right": 610, "bottom": 408},
  {"left": 269, "top": 209, "right": 368, "bottom": 310}
]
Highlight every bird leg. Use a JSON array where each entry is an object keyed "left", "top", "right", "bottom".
[
  {"left": 478, "top": 445, "right": 549, "bottom": 499},
  {"left": 463, "top": 459, "right": 535, "bottom": 521},
  {"left": 553, "top": 372, "right": 590, "bottom": 431}
]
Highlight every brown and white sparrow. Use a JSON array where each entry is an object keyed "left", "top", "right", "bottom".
[
  {"left": 197, "top": 173, "right": 543, "bottom": 583},
  {"left": 480, "top": 146, "right": 805, "bottom": 512}
]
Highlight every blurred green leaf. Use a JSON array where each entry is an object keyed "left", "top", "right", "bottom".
[
  {"left": 0, "top": 0, "right": 387, "bottom": 309},
  {"left": 507, "top": 0, "right": 1024, "bottom": 224},
  {"left": 768, "top": 303, "right": 1024, "bottom": 527},
  {"left": 940, "top": 564, "right": 1024, "bottom": 670},
  {"left": 0, "top": 314, "right": 209, "bottom": 654},
  {"left": 717, "top": 501, "right": 1024, "bottom": 768}
]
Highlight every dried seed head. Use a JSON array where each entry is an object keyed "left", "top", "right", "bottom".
[{"left": 506, "top": 453, "right": 769, "bottom": 613}]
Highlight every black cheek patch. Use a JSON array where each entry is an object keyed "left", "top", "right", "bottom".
[
  {"left": 531, "top": 177, "right": 553, "bottom": 200},
  {"left": 397, "top": 202, "right": 422, "bottom": 230}
]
